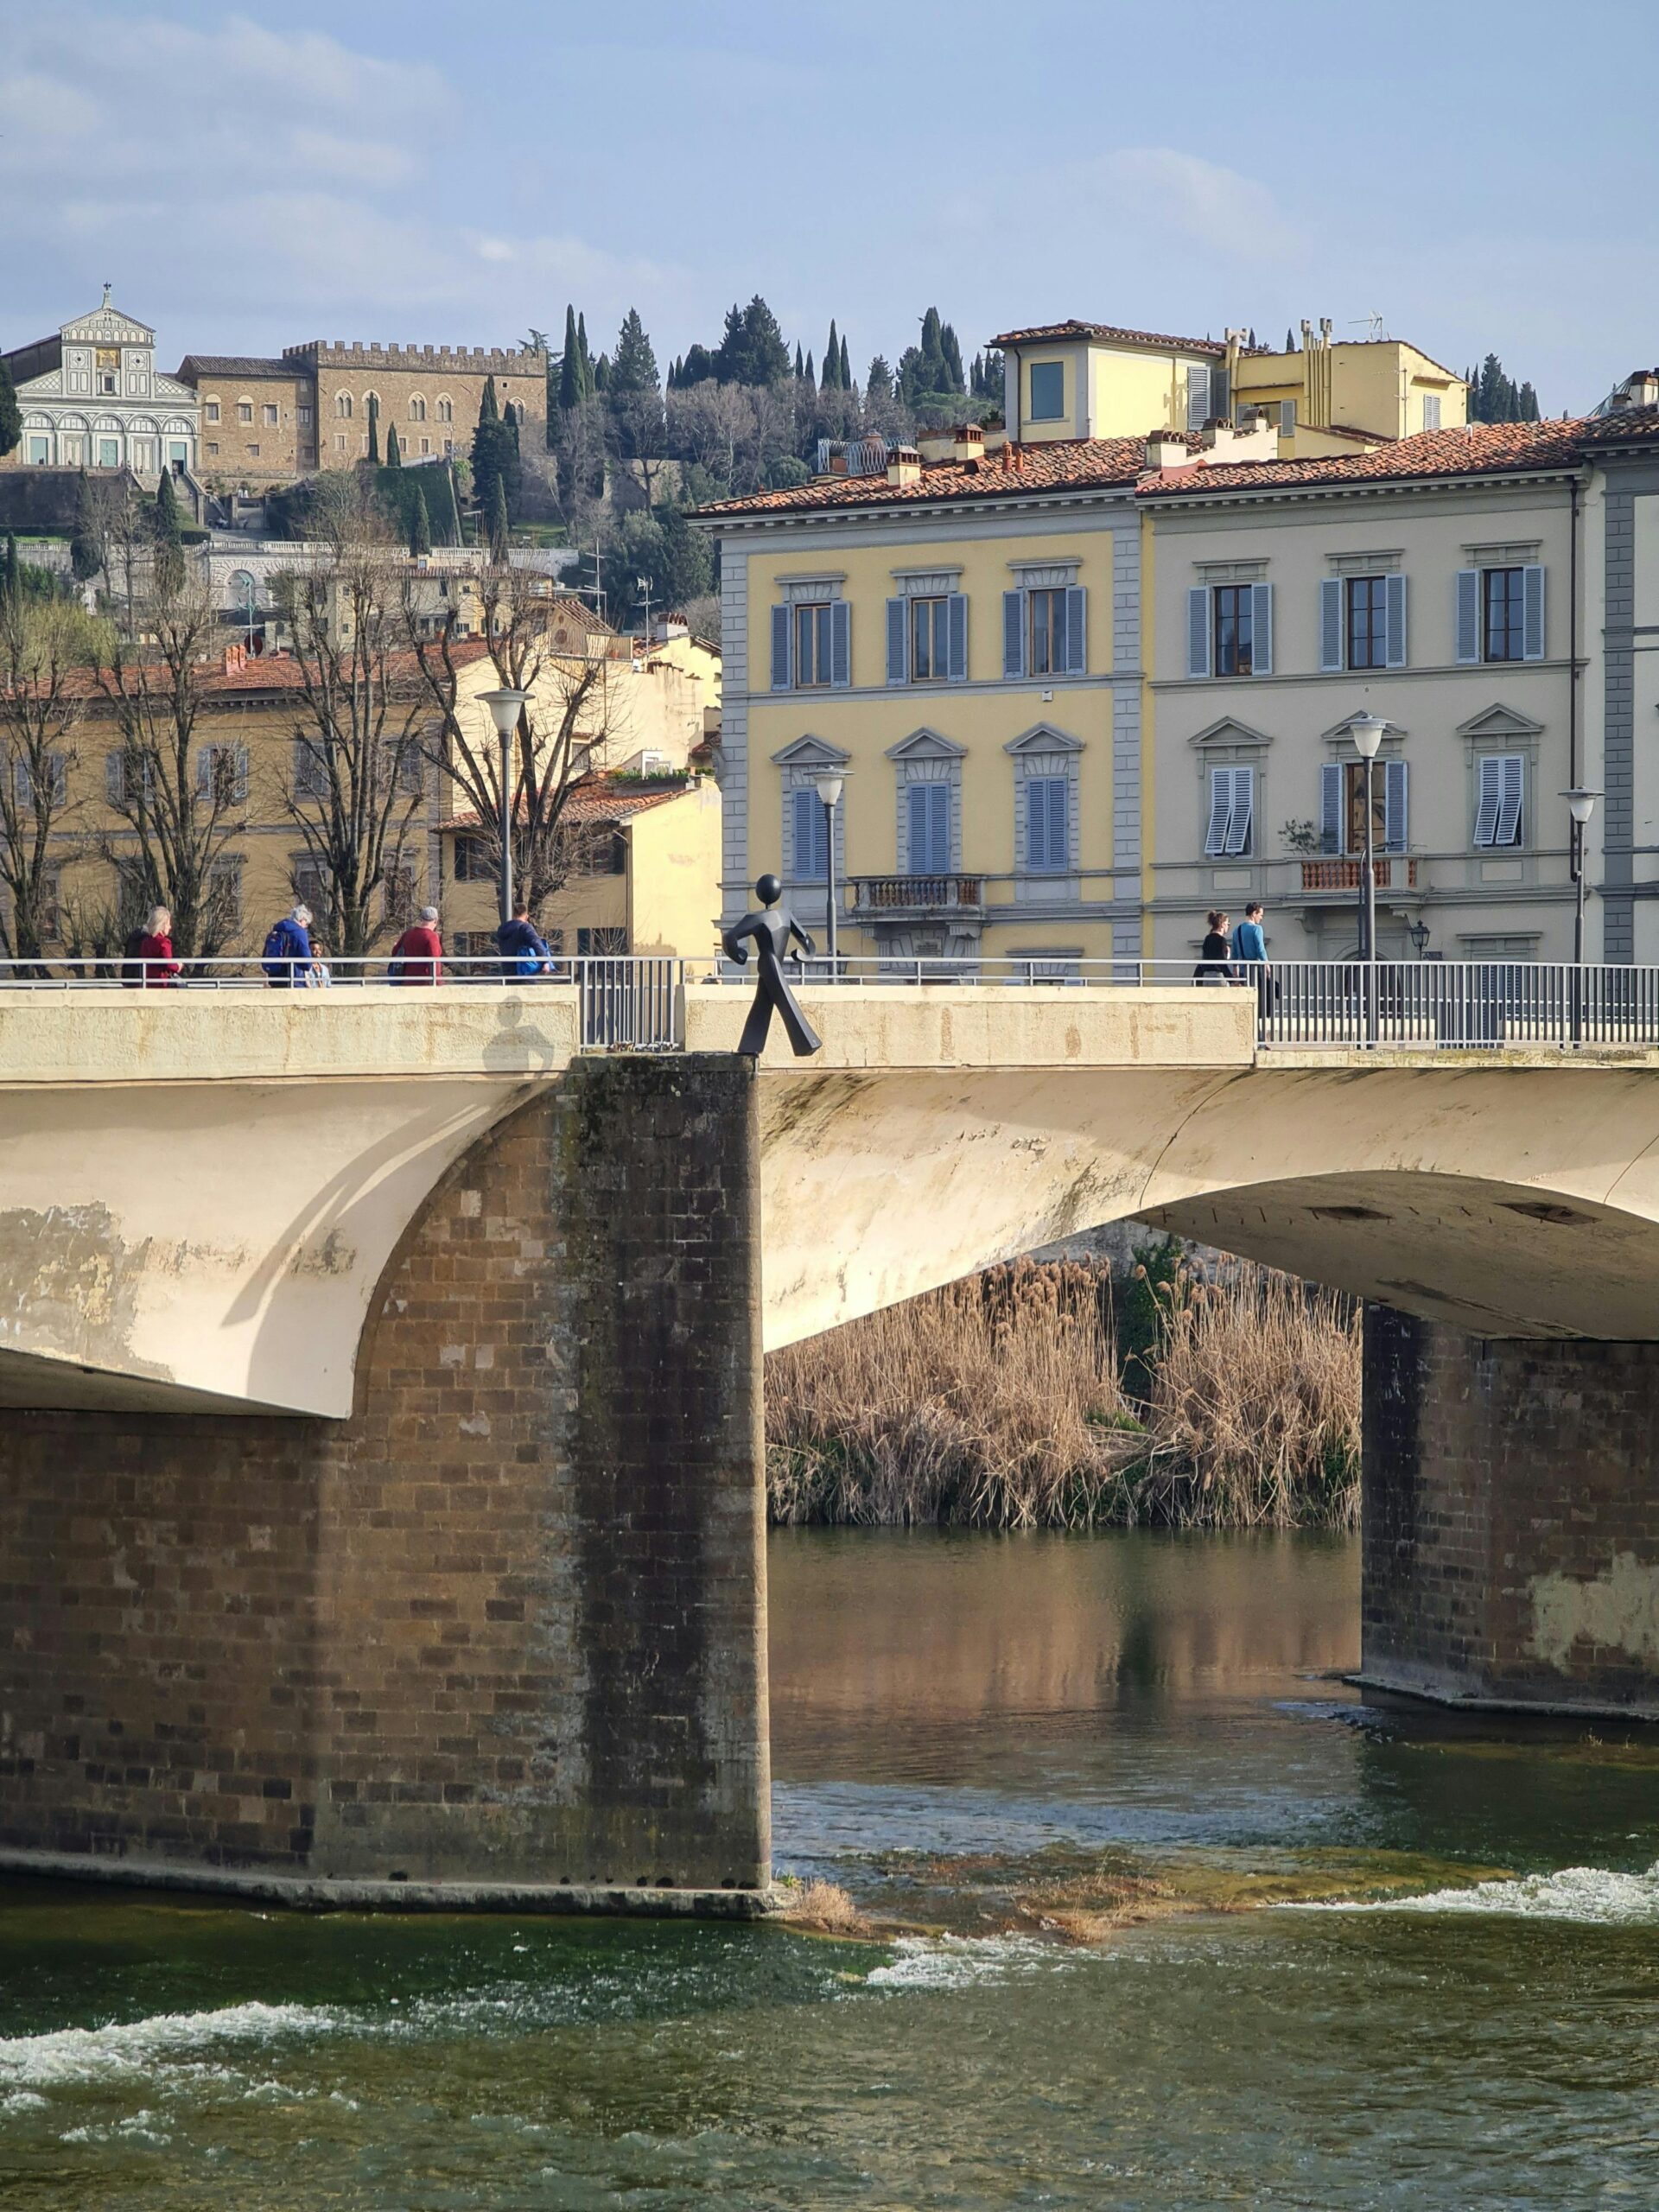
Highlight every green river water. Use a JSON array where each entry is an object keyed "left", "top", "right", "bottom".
[{"left": 3, "top": 1529, "right": 1658, "bottom": 2208}]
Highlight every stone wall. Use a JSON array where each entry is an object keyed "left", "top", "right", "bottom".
[
  {"left": 1363, "top": 1306, "right": 1659, "bottom": 1712},
  {"left": 0, "top": 1056, "right": 769, "bottom": 1898}
]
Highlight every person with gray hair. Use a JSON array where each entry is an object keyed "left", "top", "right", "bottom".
[
  {"left": 388, "top": 904, "right": 444, "bottom": 985},
  {"left": 261, "top": 903, "right": 314, "bottom": 987}
]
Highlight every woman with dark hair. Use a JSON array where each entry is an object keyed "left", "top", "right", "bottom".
[{"left": 1194, "top": 909, "right": 1234, "bottom": 985}]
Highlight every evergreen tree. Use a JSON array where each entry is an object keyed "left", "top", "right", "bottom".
[
  {"left": 0, "top": 360, "right": 20, "bottom": 461},
  {"left": 939, "top": 321, "right": 965, "bottom": 393},
  {"left": 2, "top": 534, "right": 18, "bottom": 607},
  {"left": 1285, "top": 327, "right": 1297, "bottom": 353},
  {"left": 1518, "top": 381, "right": 1541, "bottom": 423},
  {"left": 408, "top": 484, "right": 432, "bottom": 557},
  {"left": 866, "top": 355, "right": 895, "bottom": 405},
  {"left": 610, "top": 308, "right": 660, "bottom": 395},
  {"left": 488, "top": 474, "right": 509, "bottom": 563},
  {"left": 70, "top": 472, "right": 101, "bottom": 582},
  {"left": 593, "top": 353, "right": 611, "bottom": 393},
  {"left": 840, "top": 334, "right": 851, "bottom": 390},
  {"left": 576, "top": 312, "right": 594, "bottom": 396},
  {"left": 680, "top": 342, "right": 715, "bottom": 385},
  {"left": 712, "top": 296, "right": 791, "bottom": 386},
  {"left": 426, "top": 464, "right": 461, "bottom": 546},
  {"left": 823, "top": 320, "right": 841, "bottom": 390},
  {"left": 804, "top": 350, "right": 815, "bottom": 390},
  {"left": 152, "top": 470, "right": 184, "bottom": 597},
  {"left": 366, "top": 394, "right": 379, "bottom": 464},
  {"left": 385, "top": 422, "right": 402, "bottom": 468},
  {"left": 1248, "top": 327, "right": 1258, "bottom": 349},
  {"left": 472, "top": 377, "right": 512, "bottom": 520},
  {"left": 558, "top": 303, "right": 584, "bottom": 411},
  {"left": 794, "top": 341, "right": 804, "bottom": 380}
]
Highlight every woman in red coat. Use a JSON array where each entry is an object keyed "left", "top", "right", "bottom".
[
  {"left": 124, "top": 906, "right": 181, "bottom": 989},
  {"left": 388, "top": 905, "right": 443, "bottom": 985}
]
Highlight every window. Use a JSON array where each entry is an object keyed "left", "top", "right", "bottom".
[
  {"left": 384, "top": 864, "right": 418, "bottom": 930},
  {"left": 263, "top": 404, "right": 278, "bottom": 427},
  {"left": 1422, "top": 394, "right": 1442, "bottom": 431},
  {"left": 98, "top": 438, "right": 119, "bottom": 468},
  {"left": 1473, "top": 754, "right": 1524, "bottom": 848},
  {"left": 206, "top": 442, "right": 219, "bottom": 457},
  {"left": 794, "top": 602, "right": 834, "bottom": 688},
  {"left": 14, "top": 754, "right": 68, "bottom": 809},
  {"left": 27, "top": 436, "right": 48, "bottom": 465},
  {"left": 1028, "top": 361, "right": 1064, "bottom": 422},
  {"left": 35, "top": 868, "right": 61, "bottom": 945},
  {"left": 298, "top": 405, "right": 313, "bottom": 428},
  {"left": 1025, "top": 773, "right": 1069, "bottom": 874},
  {"left": 910, "top": 597, "right": 949, "bottom": 681},
  {"left": 887, "top": 591, "right": 966, "bottom": 683},
  {"left": 1204, "top": 766, "right": 1254, "bottom": 856},
  {"left": 247, "top": 443, "right": 260, "bottom": 458},
  {"left": 107, "top": 749, "right": 156, "bottom": 808},
  {"left": 293, "top": 737, "right": 328, "bottom": 800},
  {"left": 1484, "top": 568, "right": 1527, "bottom": 661},
  {"left": 452, "top": 834, "right": 488, "bottom": 881},
  {"left": 437, "top": 397, "right": 453, "bottom": 423},
  {"left": 206, "top": 399, "right": 221, "bottom": 423},
  {"left": 906, "top": 782, "right": 951, "bottom": 874},
  {"left": 409, "top": 397, "right": 426, "bottom": 422},
  {"left": 1029, "top": 588, "right": 1067, "bottom": 677},
  {"left": 1214, "top": 585, "right": 1254, "bottom": 677},
  {"left": 1003, "top": 584, "right": 1085, "bottom": 678},
  {"left": 420, "top": 436, "right": 430, "bottom": 455},
  {"left": 791, "top": 787, "right": 830, "bottom": 880},
  {"left": 577, "top": 926, "right": 627, "bottom": 956},
  {"left": 209, "top": 860, "right": 243, "bottom": 934},
  {"left": 335, "top": 392, "right": 353, "bottom": 418},
  {"left": 194, "top": 744, "right": 249, "bottom": 805},
  {"left": 291, "top": 855, "right": 328, "bottom": 915},
  {"left": 96, "top": 347, "right": 118, "bottom": 396},
  {"left": 1321, "top": 759, "right": 1408, "bottom": 855},
  {"left": 238, "top": 400, "right": 253, "bottom": 424},
  {"left": 1346, "top": 575, "right": 1389, "bottom": 669}
]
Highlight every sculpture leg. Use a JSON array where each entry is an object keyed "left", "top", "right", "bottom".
[
  {"left": 768, "top": 963, "right": 822, "bottom": 1058},
  {"left": 736, "top": 988, "right": 773, "bottom": 1057}
]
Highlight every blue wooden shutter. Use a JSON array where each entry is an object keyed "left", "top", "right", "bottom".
[
  {"left": 908, "top": 782, "right": 950, "bottom": 874},
  {"left": 1064, "top": 585, "right": 1087, "bottom": 674},
  {"left": 946, "top": 591, "right": 968, "bottom": 682},
  {"left": 886, "top": 596, "right": 908, "bottom": 684},
  {"left": 1027, "top": 772, "right": 1067, "bottom": 872},
  {"left": 771, "top": 603, "right": 791, "bottom": 690},
  {"left": 793, "top": 787, "right": 826, "bottom": 879},
  {"left": 1003, "top": 589, "right": 1026, "bottom": 678},
  {"left": 1204, "top": 766, "right": 1230, "bottom": 856},
  {"left": 1250, "top": 582, "right": 1273, "bottom": 675},
  {"left": 1185, "top": 363, "right": 1211, "bottom": 431},
  {"left": 1473, "top": 756, "right": 1502, "bottom": 848},
  {"left": 830, "top": 599, "right": 851, "bottom": 688},
  {"left": 1455, "top": 569, "right": 1481, "bottom": 664},
  {"left": 1224, "top": 766, "right": 1254, "bottom": 856},
  {"left": 105, "top": 750, "right": 124, "bottom": 806},
  {"left": 1319, "top": 578, "right": 1344, "bottom": 671},
  {"left": 1320, "top": 761, "right": 1342, "bottom": 852},
  {"left": 1384, "top": 574, "right": 1408, "bottom": 669},
  {"left": 1382, "top": 758, "right": 1408, "bottom": 853},
  {"left": 1496, "top": 754, "right": 1524, "bottom": 847},
  {"left": 1522, "top": 564, "right": 1546, "bottom": 661},
  {"left": 1047, "top": 775, "right": 1069, "bottom": 869},
  {"left": 1187, "top": 588, "right": 1211, "bottom": 678}
]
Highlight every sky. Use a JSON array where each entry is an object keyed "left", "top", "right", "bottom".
[{"left": 4, "top": 0, "right": 1656, "bottom": 414}]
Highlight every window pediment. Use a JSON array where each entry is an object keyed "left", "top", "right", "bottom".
[
  {"left": 886, "top": 728, "right": 966, "bottom": 762},
  {"left": 1190, "top": 715, "right": 1273, "bottom": 751},
  {"left": 770, "top": 734, "right": 851, "bottom": 769},
  {"left": 1004, "top": 721, "right": 1084, "bottom": 756},
  {"left": 1455, "top": 702, "right": 1545, "bottom": 741}
]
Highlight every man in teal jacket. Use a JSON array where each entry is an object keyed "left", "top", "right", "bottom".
[{"left": 1234, "top": 900, "right": 1271, "bottom": 1039}]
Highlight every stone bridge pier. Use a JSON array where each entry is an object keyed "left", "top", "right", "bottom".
[{"left": 0, "top": 1056, "right": 770, "bottom": 1910}]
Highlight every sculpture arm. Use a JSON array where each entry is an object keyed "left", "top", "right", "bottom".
[{"left": 786, "top": 918, "right": 817, "bottom": 960}]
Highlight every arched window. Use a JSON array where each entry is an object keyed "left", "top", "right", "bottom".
[
  {"left": 409, "top": 395, "right": 427, "bottom": 422},
  {"left": 436, "top": 396, "right": 453, "bottom": 423},
  {"left": 237, "top": 395, "right": 254, "bottom": 424},
  {"left": 335, "top": 392, "right": 353, "bottom": 418}
]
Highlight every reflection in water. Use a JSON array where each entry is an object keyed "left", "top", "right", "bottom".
[{"left": 3, "top": 1527, "right": 1659, "bottom": 2209}]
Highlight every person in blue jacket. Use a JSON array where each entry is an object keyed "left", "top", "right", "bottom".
[
  {"left": 261, "top": 903, "right": 314, "bottom": 988},
  {"left": 1233, "top": 899, "right": 1273, "bottom": 1033},
  {"left": 494, "top": 899, "right": 553, "bottom": 980}
]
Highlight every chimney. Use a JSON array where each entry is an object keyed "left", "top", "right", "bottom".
[
  {"left": 916, "top": 426, "right": 956, "bottom": 463},
  {"left": 1144, "top": 429, "right": 1188, "bottom": 470},
  {"left": 886, "top": 446, "right": 922, "bottom": 486},
  {"left": 953, "top": 423, "right": 985, "bottom": 462}
]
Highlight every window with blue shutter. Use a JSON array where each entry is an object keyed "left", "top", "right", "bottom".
[
  {"left": 946, "top": 591, "right": 968, "bottom": 683},
  {"left": 906, "top": 782, "right": 951, "bottom": 874},
  {"left": 1063, "top": 585, "right": 1086, "bottom": 674},
  {"left": 792, "top": 786, "right": 829, "bottom": 880},
  {"left": 830, "top": 599, "right": 851, "bottom": 688},
  {"left": 771, "top": 602, "right": 791, "bottom": 690},
  {"left": 1319, "top": 578, "right": 1344, "bottom": 672},
  {"left": 1185, "top": 363, "right": 1211, "bottom": 431},
  {"left": 886, "top": 596, "right": 907, "bottom": 684},
  {"left": 1204, "top": 766, "right": 1254, "bottom": 857},
  {"left": 1522, "top": 564, "right": 1546, "bottom": 661},
  {"left": 1455, "top": 569, "right": 1481, "bottom": 664},
  {"left": 1003, "top": 589, "right": 1027, "bottom": 678},
  {"left": 1382, "top": 758, "right": 1408, "bottom": 853},
  {"left": 1319, "top": 761, "right": 1342, "bottom": 852},
  {"left": 1384, "top": 574, "right": 1408, "bottom": 669},
  {"left": 1026, "top": 773, "right": 1069, "bottom": 874},
  {"left": 1474, "top": 755, "right": 1524, "bottom": 848},
  {"left": 1187, "top": 588, "right": 1211, "bottom": 678},
  {"left": 1250, "top": 582, "right": 1274, "bottom": 675}
]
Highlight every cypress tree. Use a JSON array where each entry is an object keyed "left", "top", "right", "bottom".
[
  {"left": 70, "top": 471, "right": 101, "bottom": 582},
  {"left": 840, "top": 334, "right": 851, "bottom": 390},
  {"left": 593, "top": 353, "right": 611, "bottom": 393},
  {"left": 1285, "top": 327, "right": 1297, "bottom": 353},
  {"left": 428, "top": 464, "right": 460, "bottom": 546},
  {"left": 409, "top": 484, "right": 432, "bottom": 557},
  {"left": 1518, "top": 381, "right": 1541, "bottom": 423},
  {"left": 558, "top": 305, "right": 583, "bottom": 411},
  {"left": 823, "top": 321, "right": 841, "bottom": 390},
  {"left": 0, "top": 360, "right": 20, "bottom": 461},
  {"left": 804, "top": 351, "right": 815, "bottom": 390},
  {"left": 794, "top": 342, "right": 804, "bottom": 381},
  {"left": 866, "top": 355, "right": 894, "bottom": 405},
  {"left": 488, "top": 474, "right": 509, "bottom": 563},
  {"left": 385, "top": 422, "right": 402, "bottom": 468},
  {"left": 366, "top": 394, "right": 380, "bottom": 464},
  {"left": 152, "top": 470, "right": 183, "bottom": 597},
  {"left": 576, "top": 313, "right": 594, "bottom": 399},
  {"left": 939, "top": 321, "right": 965, "bottom": 393},
  {"left": 2, "top": 533, "right": 18, "bottom": 607}
]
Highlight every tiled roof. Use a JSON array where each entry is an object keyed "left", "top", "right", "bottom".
[
  {"left": 442, "top": 774, "right": 693, "bottom": 832},
  {"left": 1137, "top": 418, "right": 1588, "bottom": 499},
  {"left": 988, "top": 319, "right": 1228, "bottom": 356},
  {"left": 695, "top": 435, "right": 1189, "bottom": 519},
  {"left": 1581, "top": 406, "right": 1659, "bottom": 448},
  {"left": 53, "top": 638, "right": 495, "bottom": 701},
  {"left": 175, "top": 356, "right": 296, "bottom": 379}
]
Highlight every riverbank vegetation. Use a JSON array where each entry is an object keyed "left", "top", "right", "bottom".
[{"left": 764, "top": 1255, "right": 1360, "bottom": 1531}]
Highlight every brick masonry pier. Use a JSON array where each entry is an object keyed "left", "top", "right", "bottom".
[
  {"left": 0, "top": 1056, "right": 772, "bottom": 1909},
  {"left": 1363, "top": 1306, "right": 1659, "bottom": 1714}
]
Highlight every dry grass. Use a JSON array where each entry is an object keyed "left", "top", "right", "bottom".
[
  {"left": 765, "top": 1255, "right": 1359, "bottom": 1532},
  {"left": 777, "top": 1878, "right": 872, "bottom": 1936}
]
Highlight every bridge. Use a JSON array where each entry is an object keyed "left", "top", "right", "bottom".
[{"left": 3, "top": 963, "right": 1659, "bottom": 1911}]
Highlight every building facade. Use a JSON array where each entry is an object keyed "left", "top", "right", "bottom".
[{"left": 1, "top": 289, "right": 199, "bottom": 482}]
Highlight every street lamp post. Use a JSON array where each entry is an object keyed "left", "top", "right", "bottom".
[
  {"left": 480, "top": 687, "right": 530, "bottom": 931},
  {"left": 636, "top": 575, "right": 652, "bottom": 654},
  {"left": 1351, "top": 713, "right": 1387, "bottom": 1043},
  {"left": 815, "top": 773, "right": 843, "bottom": 976},
  {"left": 1562, "top": 786, "right": 1600, "bottom": 1044}
]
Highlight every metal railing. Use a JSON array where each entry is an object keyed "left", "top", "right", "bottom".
[{"left": 6, "top": 953, "right": 1659, "bottom": 1055}]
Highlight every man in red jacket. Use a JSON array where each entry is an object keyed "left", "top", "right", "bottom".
[{"left": 388, "top": 905, "right": 443, "bottom": 984}]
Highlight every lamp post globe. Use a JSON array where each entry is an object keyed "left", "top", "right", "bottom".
[
  {"left": 480, "top": 687, "right": 530, "bottom": 928},
  {"left": 1560, "top": 788, "right": 1601, "bottom": 969}
]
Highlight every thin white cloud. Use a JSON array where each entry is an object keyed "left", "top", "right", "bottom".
[{"left": 1075, "top": 147, "right": 1302, "bottom": 263}]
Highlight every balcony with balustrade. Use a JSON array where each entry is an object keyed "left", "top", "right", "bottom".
[{"left": 847, "top": 874, "right": 987, "bottom": 922}]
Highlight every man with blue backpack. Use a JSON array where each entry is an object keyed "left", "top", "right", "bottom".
[
  {"left": 494, "top": 899, "right": 553, "bottom": 981},
  {"left": 262, "top": 903, "right": 315, "bottom": 987}
]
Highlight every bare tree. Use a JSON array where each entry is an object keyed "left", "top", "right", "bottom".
[
  {"left": 410, "top": 570, "right": 627, "bottom": 925},
  {"left": 0, "top": 598, "right": 105, "bottom": 963},
  {"left": 551, "top": 397, "right": 608, "bottom": 541},
  {"left": 95, "top": 582, "right": 246, "bottom": 960},
  {"left": 93, "top": 475, "right": 151, "bottom": 637},
  {"left": 668, "top": 381, "right": 753, "bottom": 489},
  {"left": 270, "top": 484, "right": 429, "bottom": 957}
]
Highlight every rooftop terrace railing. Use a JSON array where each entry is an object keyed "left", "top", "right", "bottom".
[{"left": 3, "top": 954, "right": 1659, "bottom": 1054}]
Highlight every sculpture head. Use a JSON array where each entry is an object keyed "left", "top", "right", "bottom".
[{"left": 754, "top": 873, "right": 783, "bottom": 906}]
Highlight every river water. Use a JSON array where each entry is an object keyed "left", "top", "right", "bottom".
[{"left": 3, "top": 1529, "right": 1659, "bottom": 2208}]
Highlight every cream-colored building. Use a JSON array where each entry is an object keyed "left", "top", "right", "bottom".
[{"left": 1, "top": 289, "right": 199, "bottom": 481}]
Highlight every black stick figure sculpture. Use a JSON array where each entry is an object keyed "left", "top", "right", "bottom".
[{"left": 721, "top": 874, "right": 823, "bottom": 1058}]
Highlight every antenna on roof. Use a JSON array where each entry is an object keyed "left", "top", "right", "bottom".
[{"left": 1350, "top": 314, "right": 1388, "bottom": 340}]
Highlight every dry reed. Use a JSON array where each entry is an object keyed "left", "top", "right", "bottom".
[{"left": 765, "top": 1255, "right": 1359, "bottom": 1531}]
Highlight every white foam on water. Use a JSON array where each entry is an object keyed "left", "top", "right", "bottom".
[
  {"left": 1299, "top": 1860, "right": 1659, "bottom": 1926},
  {"left": 0, "top": 2001, "right": 341, "bottom": 2091},
  {"left": 866, "top": 1935, "right": 1069, "bottom": 1991}
]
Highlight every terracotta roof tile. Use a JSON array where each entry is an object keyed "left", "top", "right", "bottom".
[
  {"left": 442, "top": 773, "right": 693, "bottom": 832},
  {"left": 1137, "top": 418, "right": 1588, "bottom": 499},
  {"left": 988, "top": 318, "right": 1228, "bottom": 355},
  {"left": 1581, "top": 406, "right": 1659, "bottom": 448},
  {"left": 695, "top": 435, "right": 1193, "bottom": 519}
]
